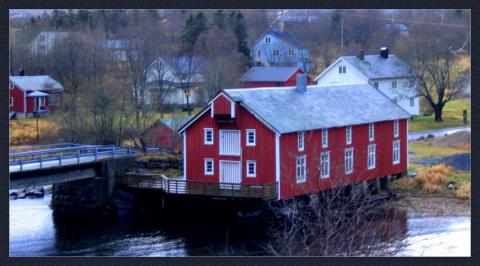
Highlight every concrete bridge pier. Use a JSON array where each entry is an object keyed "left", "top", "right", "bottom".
[{"left": 51, "top": 158, "right": 131, "bottom": 214}]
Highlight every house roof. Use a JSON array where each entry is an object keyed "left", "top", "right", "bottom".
[
  {"left": 26, "top": 91, "right": 49, "bottom": 97},
  {"left": 161, "top": 116, "right": 193, "bottom": 131},
  {"left": 257, "top": 31, "right": 302, "bottom": 48},
  {"left": 340, "top": 54, "right": 415, "bottom": 80},
  {"left": 240, "top": 66, "right": 302, "bottom": 82},
  {"left": 10, "top": 75, "right": 64, "bottom": 92},
  {"left": 100, "top": 39, "right": 144, "bottom": 49},
  {"left": 223, "top": 84, "right": 411, "bottom": 134},
  {"left": 33, "top": 31, "right": 90, "bottom": 43}
]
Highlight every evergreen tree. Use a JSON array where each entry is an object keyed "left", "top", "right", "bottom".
[
  {"left": 227, "top": 11, "right": 251, "bottom": 66},
  {"left": 213, "top": 10, "right": 226, "bottom": 29},
  {"left": 181, "top": 12, "right": 208, "bottom": 52}
]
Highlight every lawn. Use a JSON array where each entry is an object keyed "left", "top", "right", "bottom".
[
  {"left": 409, "top": 98, "right": 471, "bottom": 132},
  {"left": 409, "top": 141, "right": 470, "bottom": 160}
]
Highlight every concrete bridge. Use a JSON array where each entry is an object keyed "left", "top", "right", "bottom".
[{"left": 9, "top": 144, "right": 142, "bottom": 213}]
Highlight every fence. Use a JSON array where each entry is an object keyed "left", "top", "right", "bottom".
[{"left": 119, "top": 173, "right": 278, "bottom": 201}]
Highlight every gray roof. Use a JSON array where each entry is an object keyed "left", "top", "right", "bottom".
[
  {"left": 342, "top": 54, "right": 415, "bottom": 80},
  {"left": 10, "top": 75, "right": 64, "bottom": 92},
  {"left": 224, "top": 84, "right": 411, "bottom": 134},
  {"left": 240, "top": 66, "right": 301, "bottom": 82},
  {"left": 161, "top": 116, "right": 192, "bottom": 131},
  {"left": 257, "top": 31, "right": 302, "bottom": 48}
]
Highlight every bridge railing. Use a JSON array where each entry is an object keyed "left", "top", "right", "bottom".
[
  {"left": 119, "top": 173, "right": 278, "bottom": 201},
  {"left": 9, "top": 142, "right": 84, "bottom": 153},
  {"left": 9, "top": 145, "right": 140, "bottom": 172}
]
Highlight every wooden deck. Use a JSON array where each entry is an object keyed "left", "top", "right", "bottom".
[{"left": 118, "top": 173, "right": 278, "bottom": 201}]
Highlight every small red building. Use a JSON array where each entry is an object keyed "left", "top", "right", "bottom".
[
  {"left": 179, "top": 76, "right": 411, "bottom": 200},
  {"left": 142, "top": 117, "right": 192, "bottom": 152},
  {"left": 239, "top": 66, "right": 312, "bottom": 88},
  {"left": 9, "top": 75, "right": 64, "bottom": 118}
]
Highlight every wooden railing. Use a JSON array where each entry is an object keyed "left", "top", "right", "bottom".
[{"left": 119, "top": 173, "right": 278, "bottom": 201}]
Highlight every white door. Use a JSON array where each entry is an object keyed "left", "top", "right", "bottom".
[
  {"left": 219, "top": 130, "right": 241, "bottom": 156},
  {"left": 219, "top": 160, "right": 241, "bottom": 190}
]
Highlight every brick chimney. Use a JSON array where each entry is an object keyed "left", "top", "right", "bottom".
[
  {"left": 296, "top": 74, "right": 307, "bottom": 94},
  {"left": 357, "top": 49, "right": 364, "bottom": 60},
  {"left": 380, "top": 47, "right": 389, "bottom": 59}
]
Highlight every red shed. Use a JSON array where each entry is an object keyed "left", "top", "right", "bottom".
[
  {"left": 179, "top": 80, "right": 411, "bottom": 200},
  {"left": 142, "top": 116, "right": 192, "bottom": 152},
  {"left": 239, "top": 66, "right": 313, "bottom": 88},
  {"left": 9, "top": 75, "right": 64, "bottom": 118}
]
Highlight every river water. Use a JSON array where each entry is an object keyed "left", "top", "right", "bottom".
[{"left": 9, "top": 193, "right": 470, "bottom": 257}]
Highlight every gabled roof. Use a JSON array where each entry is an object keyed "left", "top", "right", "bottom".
[
  {"left": 256, "top": 31, "right": 302, "bottom": 48},
  {"left": 240, "top": 66, "right": 302, "bottom": 82},
  {"left": 9, "top": 75, "right": 64, "bottom": 92},
  {"left": 340, "top": 54, "right": 415, "bottom": 80},
  {"left": 222, "top": 85, "right": 410, "bottom": 134},
  {"left": 161, "top": 116, "right": 192, "bottom": 131}
]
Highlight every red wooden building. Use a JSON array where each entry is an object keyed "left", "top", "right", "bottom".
[
  {"left": 9, "top": 75, "right": 64, "bottom": 118},
  {"left": 179, "top": 76, "right": 410, "bottom": 200},
  {"left": 239, "top": 66, "right": 312, "bottom": 88},
  {"left": 142, "top": 117, "right": 192, "bottom": 152}
]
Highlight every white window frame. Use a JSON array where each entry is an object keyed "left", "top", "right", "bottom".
[
  {"left": 393, "top": 140, "right": 401, "bottom": 165},
  {"left": 246, "top": 160, "right": 256, "bottom": 177},
  {"left": 39, "top": 97, "right": 46, "bottom": 107},
  {"left": 320, "top": 152, "right": 330, "bottom": 179},
  {"left": 345, "top": 148, "right": 354, "bottom": 174},
  {"left": 394, "top": 120, "right": 399, "bottom": 138},
  {"left": 246, "top": 129, "right": 256, "bottom": 146},
  {"left": 298, "top": 131, "right": 304, "bottom": 152},
  {"left": 368, "top": 144, "right": 376, "bottom": 170},
  {"left": 342, "top": 66, "right": 346, "bottom": 73},
  {"left": 410, "top": 97, "right": 415, "bottom": 107},
  {"left": 322, "top": 128, "right": 328, "bottom": 148},
  {"left": 368, "top": 123, "right": 374, "bottom": 141},
  {"left": 296, "top": 155, "right": 307, "bottom": 183},
  {"left": 204, "top": 128, "right": 214, "bottom": 145},
  {"left": 204, "top": 158, "right": 214, "bottom": 175},
  {"left": 346, "top": 126, "right": 352, "bottom": 145},
  {"left": 392, "top": 80, "right": 397, "bottom": 89},
  {"left": 9, "top": 97, "right": 13, "bottom": 107}
]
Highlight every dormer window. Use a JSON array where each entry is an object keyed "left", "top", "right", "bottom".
[
  {"left": 338, "top": 66, "right": 346, "bottom": 74},
  {"left": 392, "top": 80, "right": 397, "bottom": 88},
  {"left": 265, "top": 37, "right": 271, "bottom": 44}
]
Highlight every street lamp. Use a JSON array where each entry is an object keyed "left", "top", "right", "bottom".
[{"left": 182, "top": 84, "right": 192, "bottom": 116}]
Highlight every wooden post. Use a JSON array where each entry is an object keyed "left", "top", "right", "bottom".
[
  {"left": 77, "top": 147, "right": 80, "bottom": 164},
  {"left": 40, "top": 152, "right": 43, "bottom": 168},
  {"left": 375, "top": 178, "right": 381, "bottom": 194},
  {"left": 95, "top": 147, "right": 98, "bottom": 160},
  {"left": 463, "top": 109, "right": 468, "bottom": 124}
]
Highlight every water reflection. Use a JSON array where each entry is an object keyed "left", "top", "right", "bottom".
[{"left": 9, "top": 191, "right": 470, "bottom": 256}]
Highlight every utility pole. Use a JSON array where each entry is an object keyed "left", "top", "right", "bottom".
[{"left": 340, "top": 16, "right": 344, "bottom": 55}]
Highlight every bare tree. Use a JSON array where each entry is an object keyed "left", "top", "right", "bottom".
[
  {"left": 401, "top": 38, "right": 468, "bottom": 121},
  {"left": 195, "top": 27, "right": 244, "bottom": 101},
  {"left": 262, "top": 131, "right": 407, "bottom": 256},
  {"left": 144, "top": 57, "right": 177, "bottom": 117}
]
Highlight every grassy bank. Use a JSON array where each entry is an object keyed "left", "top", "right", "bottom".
[{"left": 409, "top": 98, "right": 471, "bottom": 132}]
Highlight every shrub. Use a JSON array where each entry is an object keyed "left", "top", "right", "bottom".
[
  {"left": 424, "top": 183, "right": 442, "bottom": 193},
  {"left": 431, "top": 164, "right": 453, "bottom": 175},
  {"left": 455, "top": 183, "right": 471, "bottom": 199}
]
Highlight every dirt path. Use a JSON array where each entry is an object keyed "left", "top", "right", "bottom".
[{"left": 388, "top": 192, "right": 471, "bottom": 218}]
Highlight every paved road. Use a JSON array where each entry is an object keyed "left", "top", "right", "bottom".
[{"left": 409, "top": 126, "right": 470, "bottom": 141}]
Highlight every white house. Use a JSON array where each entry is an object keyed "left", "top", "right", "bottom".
[
  {"left": 314, "top": 47, "right": 419, "bottom": 116},
  {"left": 29, "top": 31, "right": 90, "bottom": 55},
  {"left": 143, "top": 56, "right": 205, "bottom": 106}
]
